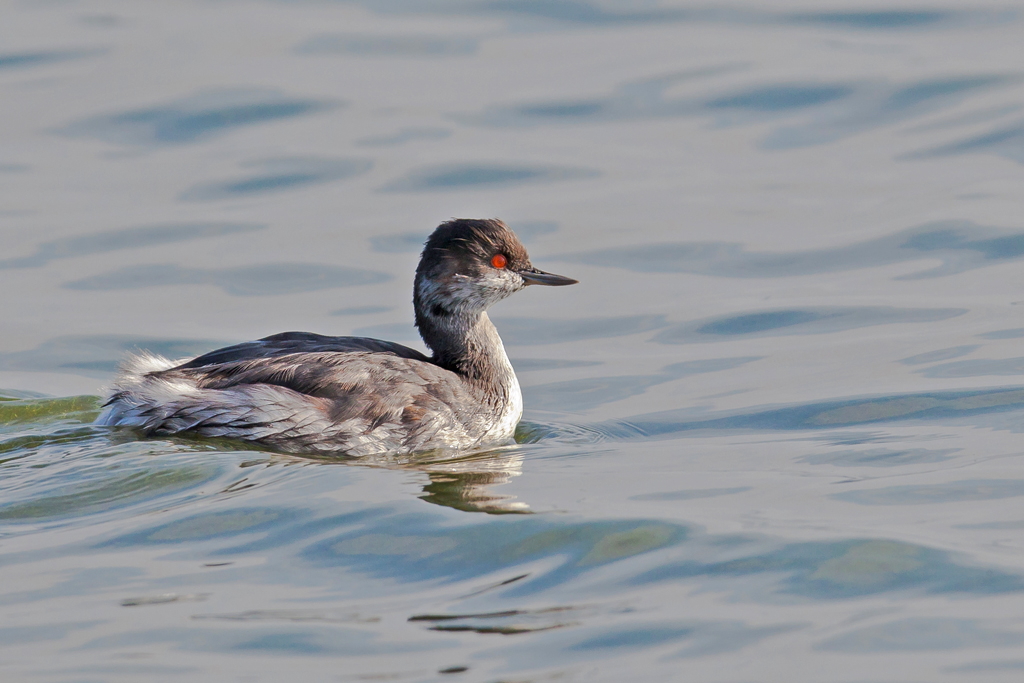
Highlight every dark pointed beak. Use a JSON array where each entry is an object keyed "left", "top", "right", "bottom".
[{"left": 518, "top": 266, "right": 578, "bottom": 286}]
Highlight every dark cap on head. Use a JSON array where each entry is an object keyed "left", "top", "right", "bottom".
[{"left": 417, "top": 218, "right": 577, "bottom": 286}]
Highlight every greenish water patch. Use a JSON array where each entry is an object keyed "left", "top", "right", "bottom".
[
  {"left": 0, "top": 465, "right": 217, "bottom": 521},
  {"left": 0, "top": 395, "right": 100, "bottom": 426}
]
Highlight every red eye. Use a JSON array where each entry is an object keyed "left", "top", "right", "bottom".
[{"left": 490, "top": 254, "right": 507, "bottom": 269}]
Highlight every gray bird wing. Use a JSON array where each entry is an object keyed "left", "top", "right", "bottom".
[
  {"left": 141, "top": 351, "right": 488, "bottom": 455},
  {"left": 174, "top": 331, "right": 430, "bottom": 370}
]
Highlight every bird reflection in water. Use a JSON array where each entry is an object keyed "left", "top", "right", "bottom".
[
  {"left": 281, "top": 447, "right": 530, "bottom": 515},
  {"left": 413, "top": 449, "right": 529, "bottom": 514}
]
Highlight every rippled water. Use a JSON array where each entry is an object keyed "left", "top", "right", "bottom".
[{"left": 5, "top": 1, "right": 1024, "bottom": 681}]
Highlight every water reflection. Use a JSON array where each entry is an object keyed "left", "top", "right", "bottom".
[
  {"left": 819, "top": 618, "right": 1024, "bottom": 652},
  {"left": 0, "top": 417, "right": 223, "bottom": 527},
  {"left": 832, "top": 479, "right": 1024, "bottom": 505},
  {"left": 355, "top": 127, "right": 451, "bottom": 146},
  {"left": 706, "top": 84, "right": 852, "bottom": 112},
  {"left": 786, "top": 10, "right": 962, "bottom": 29},
  {"left": 759, "top": 75, "right": 1018, "bottom": 150},
  {"left": 0, "top": 336, "right": 223, "bottom": 378},
  {"left": 655, "top": 307, "right": 964, "bottom": 344},
  {"left": 89, "top": 489, "right": 1024, "bottom": 603},
  {"left": 330, "top": 305, "right": 392, "bottom": 316},
  {"left": 302, "top": 516, "right": 682, "bottom": 585},
  {"left": 295, "top": 34, "right": 477, "bottom": 56},
  {"left": 292, "top": 447, "right": 531, "bottom": 514},
  {"left": 564, "top": 620, "right": 797, "bottom": 659},
  {"left": 0, "top": 466, "right": 214, "bottom": 522},
  {"left": 9, "top": 393, "right": 1024, "bottom": 674},
  {"left": 899, "top": 345, "right": 979, "bottom": 365},
  {"left": 905, "top": 103, "right": 1023, "bottom": 133},
  {"left": 980, "top": 328, "right": 1024, "bottom": 339},
  {"left": 57, "top": 88, "right": 337, "bottom": 146},
  {"left": 590, "top": 386, "right": 1024, "bottom": 440},
  {"left": 917, "top": 356, "right": 1024, "bottom": 378},
  {"left": 631, "top": 487, "right": 750, "bottom": 501},
  {"left": 512, "top": 358, "right": 600, "bottom": 371},
  {"left": 80, "top": 625, "right": 430, "bottom": 657},
  {"left": 799, "top": 447, "right": 959, "bottom": 467},
  {"left": 114, "top": 507, "right": 300, "bottom": 544},
  {"left": 907, "top": 120, "right": 1024, "bottom": 165},
  {"left": 379, "top": 163, "right": 599, "bottom": 191},
  {"left": 63, "top": 262, "right": 391, "bottom": 296},
  {"left": 347, "top": 2, "right": 1009, "bottom": 31},
  {"left": 633, "top": 537, "right": 1024, "bottom": 600},
  {"left": 0, "top": 48, "right": 105, "bottom": 70},
  {"left": 0, "top": 622, "right": 101, "bottom": 646},
  {"left": 948, "top": 659, "right": 1024, "bottom": 672},
  {"left": 0, "top": 222, "right": 264, "bottom": 270},
  {"left": 0, "top": 395, "right": 97, "bottom": 427},
  {"left": 180, "top": 158, "right": 373, "bottom": 201},
  {"left": 192, "top": 608, "right": 378, "bottom": 623},
  {"left": 412, "top": 452, "right": 530, "bottom": 514},
  {"left": 525, "top": 357, "right": 760, "bottom": 411},
  {"left": 465, "top": 71, "right": 1016, "bottom": 150},
  {"left": 556, "top": 220, "right": 1024, "bottom": 280}
]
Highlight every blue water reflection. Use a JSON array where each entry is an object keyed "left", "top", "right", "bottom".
[
  {"left": 380, "top": 163, "right": 599, "bottom": 191},
  {"left": 63, "top": 262, "right": 391, "bottom": 296},
  {"left": 948, "top": 658, "right": 1024, "bottom": 672},
  {"left": 355, "top": 127, "right": 451, "bottom": 146},
  {"left": 0, "top": 48, "right": 105, "bottom": 70},
  {"left": 833, "top": 480, "right": 1024, "bottom": 505},
  {"left": 180, "top": 158, "right": 372, "bottom": 201},
  {"left": 706, "top": 84, "right": 852, "bottom": 112},
  {"left": 465, "top": 72, "right": 1015, "bottom": 150},
  {"left": 81, "top": 625, "right": 434, "bottom": 656},
  {"left": 633, "top": 537, "right": 1024, "bottom": 599},
  {"left": 0, "top": 336, "right": 224, "bottom": 377},
  {"left": 86, "top": 497, "right": 1024, "bottom": 604},
  {"left": 656, "top": 307, "right": 964, "bottom": 344},
  {"left": 631, "top": 487, "right": 751, "bottom": 501},
  {"left": 786, "top": 10, "right": 954, "bottom": 29},
  {"left": 900, "top": 345, "right": 979, "bottom": 365},
  {"left": 347, "top": 2, "right": 1010, "bottom": 31},
  {"left": 57, "top": 89, "right": 337, "bottom": 146},
  {"left": 526, "top": 357, "right": 760, "bottom": 411},
  {"left": 980, "top": 328, "right": 1024, "bottom": 339},
  {"left": 917, "top": 357, "right": 1024, "bottom": 378},
  {"left": 819, "top": 618, "right": 1024, "bottom": 652},
  {"left": 908, "top": 121, "right": 1024, "bottom": 165},
  {"left": 0, "top": 223, "right": 264, "bottom": 269},
  {"left": 5, "top": 386, "right": 1024, "bottom": 675},
  {"left": 557, "top": 220, "right": 1024, "bottom": 279},
  {"left": 0, "top": 621, "right": 102, "bottom": 645},
  {"left": 799, "top": 447, "right": 959, "bottom": 467},
  {"left": 597, "top": 386, "right": 1024, "bottom": 439},
  {"left": 295, "top": 34, "right": 477, "bottom": 56}
]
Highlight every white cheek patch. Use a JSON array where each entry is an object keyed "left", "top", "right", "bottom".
[{"left": 441, "top": 272, "right": 521, "bottom": 313}]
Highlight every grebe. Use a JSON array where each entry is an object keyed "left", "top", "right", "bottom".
[{"left": 96, "top": 219, "right": 577, "bottom": 455}]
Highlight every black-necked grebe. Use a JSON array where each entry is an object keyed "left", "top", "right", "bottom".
[{"left": 96, "top": 219, "right": 577, "bottom": 455}]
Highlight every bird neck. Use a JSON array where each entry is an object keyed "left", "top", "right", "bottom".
[
  {"left": 414, "top": 289, "right": 517, "bottom": 397},
  {"left": 423, "top": 310, "right": 515, "bottom": 382}
]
